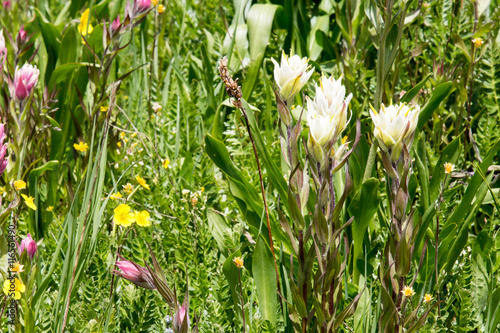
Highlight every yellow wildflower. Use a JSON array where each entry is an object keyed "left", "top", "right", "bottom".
[
  {"left": 113, "top": 204, "right": 135, "bottom": 227},
  {"left": 233, "top": 257, "right": 244, "bottom": 269},
  {"left": 163, "top": 158, "right": 170, "bottom": 169},
  {"left": 3, "top": 278, "right": 26, "bottom": 300},
  {"left": 152, "top": 0, "right": 158, "bottom": 5},
  {"left": 117, "top": 142, "right": 122, "bottom": 148},
  {"left": 78, "top": 9, "right": 94, "bottom": 36},
  {"left": 120, "top": 132, "right": 126, "bottom": 140},
  {"left": 111, "top": 192, "right": 123, "bottom": 200},
  {"left": 424, "top": 293, "right": 433, "bottom": 304},
  {"left": 74, "top": 141, "right": 88, "bottom": 152},
  {"left": 131, "top": 133, "right": 137, "bottom": 138},
  {"left": 341, "top": 135, "right": 348, "bottom": 145},
  {"left": 123, "top": 183, "right": 134, "bottom": 195},
  {"left": 157, "top": 5, "right": 165, "bottom": 13},
  {"left": 401, "top": 285, "right": 415, "bottom": 297},
  {"left": 100, "top": 106, "right": 108, "bottom": 112},
  {"left": 444, "top": 162, "right": 455, "bottom": 174},
  {"left": 134, "top": 210, "right": 151, "bottom": 227},
  {"left": 0, "top": 186, "right": 5, "bottom": 195},
  {"left": 201, "top": 186, "right": 204, "bottom": 193},
  {"left": 11, "top": 263, "right": 24, "bottom": 274},
  {"left": 47, "top": 206, "right": 54, "bottom": 212},
  {"left": 21, "top": 194, "right": 36, "bottom": 210},
  {"left": 14, "top": 180, "right": 26, "bottom": 191},
  {"left": 472, "top": 38, "right": 484, "bottom": 48},
  {"left": 135, "top": 175, "right": 150, "bottom": 190}
]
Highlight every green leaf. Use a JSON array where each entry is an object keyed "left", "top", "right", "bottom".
[
  {"left": 223, "top": 250, "right": 243, "bottom": 320},
  {"left": 207, "top": 210, "right": 232, "bottom": 255},
  {"left": 348, "top": 178, "right": 381, "bottom": 283},
  {"left": 48, "top": 63, "right": 93, "bottom": 90},
  {"left": 442, "top": 138, "right": 500, "bottom": 273},
  {"left": 253, "top": 235, "right": 278, "bottom": 325},
  {"left": 401, "top": 73, "right": 431, "bottom": 103},
  {"left": 428, "top": 136, "right": 461, "bottom": 202},
  {"left": 247, "top": 4, "right": 280, "bottom": 62},
  {"left": 451, "top": 33, "right": 471, "bottom": 61},
  {"left": 417, "top": 82, "right": 454, "bottom": 132},
  {"left": 242, "top": 4, "right": 280, "bottom": 100},
  {"left": 473, "top": 22, "right": 495, "bottom": 39}
]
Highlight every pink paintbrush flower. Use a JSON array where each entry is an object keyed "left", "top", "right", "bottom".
[
  {"left": 12, "top": 64, "right": 39, "bottom": 100},
  {"left": 17, "top": 26, "right": 28, "bottom": 45},
  {"left": 172, "top": 300, "right": 190, "bottom": 333},
  {"left": 111, "top": 254, "right": 156, "bottom": 290},
  {"left": 111, "top": 15, "right": 121, "bottom": 35},
  {"left": 17, "top": 233, "right": 37, "bottom": 260},
  {"left": 134, "top": 0, "right": 151, "bottom": 15}
]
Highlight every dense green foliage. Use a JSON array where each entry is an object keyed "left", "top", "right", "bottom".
[{"left": 0, "top": 0, "right": 499, "bottom": 332}]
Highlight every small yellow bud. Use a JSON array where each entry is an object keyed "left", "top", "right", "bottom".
[
  {"left": 233, "top": 257, "right": 244, "bottom": 268},
  {"left": 444, "top": 162, "right": 455, "bottom": 174},
  {"left": 401, "top": 286, "right": 415, "bottom": 297},
  {"left": 472, "top": 38, "right": 484, "bottom": 48}
]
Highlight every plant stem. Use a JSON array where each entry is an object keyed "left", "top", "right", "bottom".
[
  {"left": 239, "top": 106, "right": 281, "bottom": 293},
  {"left": 237, "top": 268, "right": 246, "bottom": 333}
]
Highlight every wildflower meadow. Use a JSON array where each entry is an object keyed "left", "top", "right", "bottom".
[{"left": 0, "top": 0, "right": 500, "bottom": 332}]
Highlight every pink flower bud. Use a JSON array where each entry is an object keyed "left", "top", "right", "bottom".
[
  {"left": 2, "top": 1, "right": 11, "bottom": 10},
  {"left": 12, "top": 64, "right": 40, "bottom": 101},
  {"left": 17, "top": 26, "right": 28, "bottom": 44},
  {"left": 112, "top": 254, "right": 156, "bottom": 290},
  {"left": 17, "top": 233, "right": 37, "bottom": 260},
  {"left": 111, "top": 15, "right": 121, "bottom": 35},
  {"left": 172, "top": 301, "right": 189, "bottom": 333},
  {"left": 134, "top": 0, "right": 151, "bottom": 15}
]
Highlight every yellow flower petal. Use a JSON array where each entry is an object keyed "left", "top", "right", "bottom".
[
  {"left": 21, "top": 194, "right": 37, "bottom": 210},
  {"left": 14, "top": 180, "right": 26, "bottom": 190}
]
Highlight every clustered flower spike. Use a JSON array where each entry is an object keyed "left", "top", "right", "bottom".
[
  {"left": 369, "top": 102, "right": 420, "bottom": 163},
  {"left": 218, "top": 56, "right": 243, "bottom": 109},
  {"left": 271, "top": 52, "right": 313, "bottom": 105},
  {"left": 134, "top": 0, "right": 151, "bottom": 15},
  {"left": 306, "top": 75, "right": 352, "bottom": 163},
  {"left": 17, "top": 233, "right": 37, "bottom": 260},
  {"left": 12, "top": 63, "right": 40, "bottom": 101}
]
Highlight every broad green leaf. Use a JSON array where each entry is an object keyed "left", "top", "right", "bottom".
[
  {"left": 308, "top": 15, "right": 330, "bottom": 61},
  {"left": 253, "top": 236, "right": 278, "bottom": 325},
  {"left": 417, "top": 82, "right": 454, "bottom": 132},
  {"left": 48, "top": 63, "right": 93, "bottom": 90},
  {"left": 242, "top": 4, "right": 280, "bottom": 99},
  {"left": 207, "top": 210, "right": 232, "bottom": 255},
  {"left": 401, "top": 73, "right": 431, "bottom": 103},
  {"left": 348, "top": 178, "right": 381, "bottom": 283},
  {"left": 223, "top": 250, "right": 244, "bottom": 321}
]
